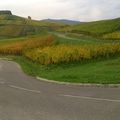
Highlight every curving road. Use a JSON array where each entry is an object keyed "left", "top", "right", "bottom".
[{"left": 0, "top": 60, "right": 120, "bottom": 120}]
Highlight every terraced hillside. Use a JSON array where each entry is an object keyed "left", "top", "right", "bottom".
[
  {"left": 61, "top": 18, "right": 120, "bottom": 39},
  {"left": 0, "top": 11, "right": 66, "bottom": 38}
]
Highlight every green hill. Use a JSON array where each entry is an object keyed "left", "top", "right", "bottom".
[
  {"left": 1, "top": 10, "right": 120, "bottom": 40},
  {"left": 0, "top": 11, "right": 66, "bottom": 38},
  {"left": 61, "top": 18, "right": 120, "bottom": 39}
]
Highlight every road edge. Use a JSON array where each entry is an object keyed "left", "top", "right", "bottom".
[{"left": 36, "top": 76, "right": 120, "bottom": 88}]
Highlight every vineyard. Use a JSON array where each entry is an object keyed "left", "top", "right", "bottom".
[
  {"left": 24, "top": 43, "right": 120, "bottom": 65},
  {"left": 0, "top": 33, "right": 120, "bottom": 66},
  {"left": 0, "top": 35, "right": 54, "bottom": 55}
]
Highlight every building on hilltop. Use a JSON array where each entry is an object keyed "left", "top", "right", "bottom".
[{"left": 0, "top": 10, "right": 12, "bottom": 15}]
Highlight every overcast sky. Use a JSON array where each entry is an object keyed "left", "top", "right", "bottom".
[{"left": 0, "top": 0, "right": 120, "bottom": 21}]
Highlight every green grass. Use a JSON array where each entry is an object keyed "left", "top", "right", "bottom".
[
  {"left": 61, "top": 18, "right": 120, "bottom": 39},
  {"left": 52, "top": 32, "right": 120, "bottom": 45},
  {"left": 14, "top": 56, "right": 120, "bottom": 84},
  {"left": 52, "top": 32, "right": 101, "bottom": 45}
]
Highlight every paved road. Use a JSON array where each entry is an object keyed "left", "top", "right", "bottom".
[{"left": 0, "top": 60, "right": 120, "bottom": 120}]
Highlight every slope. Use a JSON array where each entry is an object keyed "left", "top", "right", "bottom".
[
  {"left": 0, "top": 11, "right": 66, "bottom": 38},
  {"left": 61, "top": 18, "right": 120, "bottom": 39}
]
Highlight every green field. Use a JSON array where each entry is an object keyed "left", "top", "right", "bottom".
[
  {"left": 52, "top": 32, "right": 120, "bottom": 45},
  {"left": 61, "top": 18, "right": 120, "bottom": 39},
  {"left": 0, "top": 12, "right": 120, "bottom": 84}
]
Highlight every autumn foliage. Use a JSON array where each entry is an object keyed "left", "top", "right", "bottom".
[
  {"left": 24, "top": 43, "right": 120, "bottom": 65},
  {"left": 0, "top": 35, "right": 54, "bottom": 55},
  {"left": 103, "top": 31, "right": 120, "bottom": 40}
]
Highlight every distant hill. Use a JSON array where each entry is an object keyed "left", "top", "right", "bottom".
[
  {"left": 61, "top": 17, "right": 120, "bottom": 39},
  {"left": 42, "top": 19, "right": 80, "bottom": 25}
]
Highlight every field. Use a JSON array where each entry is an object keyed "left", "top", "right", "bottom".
[
  {"left": 0, "top": 13, "right": 120, "bottom": 84},
  {"left": 60, "top": 18, "right": 120, "bottom": 39}
]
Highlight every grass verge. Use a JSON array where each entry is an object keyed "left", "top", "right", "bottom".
[{"left": 13, "top": 56, "right": 120, "bottom": 84}]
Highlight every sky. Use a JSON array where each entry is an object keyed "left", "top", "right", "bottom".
[{"left": 0, "top": 0, "right": 120, "bottom": 21}]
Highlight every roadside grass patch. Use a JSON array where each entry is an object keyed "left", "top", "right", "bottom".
[{"left": 14, "top": 56, "right": 120, "bottom": 84}]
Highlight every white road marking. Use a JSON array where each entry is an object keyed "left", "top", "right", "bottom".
[
  {"left": 61, "top": 94, "right": 120, "bottom": 103},
  {"left": 9, "top": 85, "right": 41, "bottom": 94}
]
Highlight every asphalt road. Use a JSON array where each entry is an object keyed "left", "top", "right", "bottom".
[{"left": 0, "top": 60, "right": 120, "bottom": 120}]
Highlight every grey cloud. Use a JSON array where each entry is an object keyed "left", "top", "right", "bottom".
[{"left": 0, "top": 0, "right": 120, "bottom": 21}]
